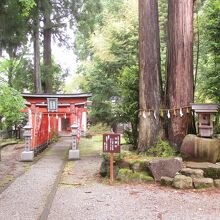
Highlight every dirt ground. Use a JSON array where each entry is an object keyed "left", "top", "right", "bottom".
[{"left": 0, "top": 143, "right": 30, "bottom": 192}]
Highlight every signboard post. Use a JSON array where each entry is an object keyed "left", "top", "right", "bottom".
[{"left": 103, "top": 133, "right": 121, "bottom": 184}]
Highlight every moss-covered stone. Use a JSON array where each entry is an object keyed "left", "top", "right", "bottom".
[
  {"left": 100, "top": 161, "right": 108, "bottom": 177},
  {"left": 180, "top": 168, "right": 204, "bottom": 178},
  {"left": 173, "top": 175, "right": 193, "bottom": 189},
  {"left": 160, "top": 176, "right": 173, "bottom": 186},
  {"left": 117, "top": 169, "right": 153, "bottom": 183},
  {"left": 129, "top": 172, "right": 141, "bottom": 183},
  {"left": 118, "top": 160, "right": 131, "bottom": 169},
  {"left": 117, "top": 168, "right": 133, "bottom": 182},
  {"left": 214, "top": 179, "right": 220, "bottom": 188},
  {"left": 204, "top": 167, "right": 220, "bottom": 179},
  {"left": 131, "top": 162, "right": 142, "bottom": 172},
  {"left": 138, "top": 171, "right": 154, "bottom": 182},
  {"left": 193, "top": 178, "right": 214, "bottom": 189},
  {"left": 186, "top": 162, "right": 220, "bottom": 179},
  {"left": 128, "top": 159, "right": 151, "bottom": 173},
  {"left": 100, "top": 160, "right": 120, "bottom": 178}
]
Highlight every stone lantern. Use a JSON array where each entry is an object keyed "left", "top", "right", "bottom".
[
  {"left": 68, "top": 122, "right": 80, "bottom": 160},
  {"left": 21, "top": 124, "right": 34, "bottom": 161},
  {"left": 191, "top": 103, "right": 218, "bottom": 137}
]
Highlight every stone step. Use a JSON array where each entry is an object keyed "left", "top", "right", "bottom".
[
  {"left": 180, "top": 168, "right": 204, "bottom": 178},
  {"left": 185, "top": 162, "right": 220, "bottom": 179},
  {"left": 193, "top": 177, "right": 214, "bottom": 189}
]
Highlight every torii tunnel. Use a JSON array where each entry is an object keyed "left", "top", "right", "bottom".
[{"left": 21, "top": 93, "right": 92, "bottom": 161}]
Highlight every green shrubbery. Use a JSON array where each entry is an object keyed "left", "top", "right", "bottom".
[{"left": 146, "top": 139, "right": 177, "bottom": 157}]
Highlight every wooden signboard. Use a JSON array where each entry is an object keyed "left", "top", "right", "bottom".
[
  {"left": 103, "top": 133, "right": 121, "bottom": 153},
  {"left": 103, "top": 133, "right": 121, "bottom": 185}
]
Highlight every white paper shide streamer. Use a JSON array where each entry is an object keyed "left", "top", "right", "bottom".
[
  {"left": 167, "top": 110, "right": 171, "bottom": 118},
  {"left": 154, "top": 111, "right": 157, "bottom": 120},
  {"left": 180, "top": 108, "right": 183, "bottom": 117}
]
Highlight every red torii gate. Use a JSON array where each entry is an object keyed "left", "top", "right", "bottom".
[{"left": 20, "top": 93, "right": 92, "bottom": 161}]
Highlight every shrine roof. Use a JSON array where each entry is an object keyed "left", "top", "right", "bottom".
[{"left": 22, "top": 93, "right": 92, "bottom": 98}]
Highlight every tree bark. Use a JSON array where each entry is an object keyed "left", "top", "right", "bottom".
[
  {"left": 33, "top": 0, "right": 42, "bottom": 94},
  {"left": 138, "top": 0, "right": 162, "bottom": 152},
  {"left": 194, "top": 12, "right": 200, "bottom": 96},
  {"left": 42, "top": 0, "right": 53, "bottom": 93},
  {"left": 166, "top": 0, "right": 194, "bottom": 149}
]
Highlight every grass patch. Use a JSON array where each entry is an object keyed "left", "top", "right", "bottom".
[
  {"left": 0, "top": 175, "right": 14, "bottom": 188},
  {"left": 88, "top": 123, "right": 110, "bottom": 134},
  {"left": 79, "top": 135, "right": 103, "bottom": 157}
]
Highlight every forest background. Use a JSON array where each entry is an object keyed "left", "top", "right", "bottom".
[{"left": 0, "top": 0, "right": 219, "bottom": 152}]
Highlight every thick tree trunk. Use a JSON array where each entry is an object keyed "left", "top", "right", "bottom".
[
  {"left": 33, "top": 1, "right": 42, "bottom": 94},
  {"left": 166, "top": 0, "right": 194, "bottom": 149},
  {"left": 43, "top": 1, "right": 53, "bottom": 93},
  {"left": 138, "top": 0, "right": 162, "bottom": 152}
]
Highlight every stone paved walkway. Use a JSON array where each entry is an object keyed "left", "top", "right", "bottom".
[{"left": 0, "top": 137, "right": 71, "bottom": 220}]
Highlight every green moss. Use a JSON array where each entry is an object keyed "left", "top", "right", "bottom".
[
  {"left": 204, "top": 168, "right": 220, "bottom": 179},
  {"left": 130, "top": 172, "right": 140, "bottom": 179},
  {"left": 0, "top": 175, "right": 14, "bottom": 188},
  {"left": 194, "top": 181, "right": 214, "bottom": 189},
  {"left": 117, "top": 168, "right": 154, "bottom": 183},
  {"left": 160, "top": 177, "right": 173, "bottom": 186},
  {"left": 118, "top": 168, "right": 132, "bottom": 176},
  {"left": 23, "top": 163, "right": 31, "bottom": 172},
  {"left": 117, "top": 168, "right": 133, "bottom": 182},
  {"left": 139, "top": 171, "right": 154, "bottom": 182},
  {"left": 129, "top": 171, "right": 154, "bottom": 183}
]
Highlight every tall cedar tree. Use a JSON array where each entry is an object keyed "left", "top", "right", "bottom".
[
  {"left": 42, "top": 0, "right": 53, "bottom": 93},
  {"left": 138, "top": 0, "right": 162, "bottom": 152},
  {"left": 166, "top": 0, "right": 195, "bottom": 149},
  {"left": 33, "top": 0, "right": 42, "bottom": 93}
]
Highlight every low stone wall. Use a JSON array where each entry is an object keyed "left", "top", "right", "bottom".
[
  {"left": 100, "top": 154, "right": 182, "bottom": 184},
  {"left": 161, "top": 162, "right": 220, "bottom": 189},
  {"left": 100, "top": 153, "right": 220, "bottom": 189}
]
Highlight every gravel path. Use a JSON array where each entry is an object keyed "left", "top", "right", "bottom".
[
  {"left": 0, "top": 137, "right": 71, "bottom": 220},
  {"left": 48, "top": 183, "right": 220, "bottom": 220},
  {"left": 48, "top": 140, "right": 220, "bottom": 220}
]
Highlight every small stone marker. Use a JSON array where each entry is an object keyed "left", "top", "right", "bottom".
[{"left": 103, "top": 133, "right": 121, "bottom": 184}]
